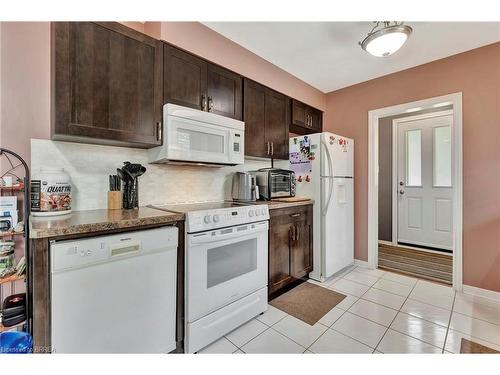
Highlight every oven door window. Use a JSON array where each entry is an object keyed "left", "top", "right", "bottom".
[{"left": 206, "top": 238, "right": 257, "bottom": 288}]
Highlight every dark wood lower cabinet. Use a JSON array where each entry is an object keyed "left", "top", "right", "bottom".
[{"left": 268, "top": 204, "right": 313, "bottom": 299}]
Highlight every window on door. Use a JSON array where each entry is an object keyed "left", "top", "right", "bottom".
[
  {"left": 433, "top": 126, "right": 452, "bottom": 187},
  {"left": 405, "top": 129, "right": 422, "bottom": 187}
]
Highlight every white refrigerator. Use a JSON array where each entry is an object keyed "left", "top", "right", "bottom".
[{"left": 289, "top": 132, "right": 354, "bottom": 281}]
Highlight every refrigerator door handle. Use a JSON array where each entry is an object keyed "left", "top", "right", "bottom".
[
  {"left": 321, "top": 136, "right": 334, "bottom": 178},
  {"left": 320, "top": 137, "right": 335, "bottom": 216}
]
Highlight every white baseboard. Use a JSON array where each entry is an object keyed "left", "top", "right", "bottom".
[
  {"left": 354, "top": 259, "right": 372, "bottom": 269},
  {"left": 462, "top": 284, "right": 500, "bottom": 302}
]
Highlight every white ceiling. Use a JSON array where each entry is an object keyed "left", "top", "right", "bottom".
[{"left": 203, "top": 22, "right": 500, "bottom": 92}]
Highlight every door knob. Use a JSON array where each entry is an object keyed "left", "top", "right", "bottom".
[
  {"left": 399, "top": 181, "right": 404, "bottom": 186},
  {"left": 399, "top": 190, "right": 405, "bottom": 195}
]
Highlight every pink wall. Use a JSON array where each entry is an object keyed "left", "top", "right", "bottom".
[
  {"left": 324, "top": 42, "right": 500, "bottom": 292},
  {"left": 158, "top": 22, "right": 326, "bottom": 110},
  {"left": 0, "top": 22, "right": 51, "bottom": 165}
]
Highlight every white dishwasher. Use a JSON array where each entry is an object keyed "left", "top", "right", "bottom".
[{"left": 50, "top": 227, "right": 178, "bottom": 353}]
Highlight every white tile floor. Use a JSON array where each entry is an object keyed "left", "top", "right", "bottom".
[{"left": 198, "top": 266, "right": 500, "bottom": 354}]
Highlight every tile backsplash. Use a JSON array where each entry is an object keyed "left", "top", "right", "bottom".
[{"left": 31, "top": 139, "right": 289, "bottom": 211}]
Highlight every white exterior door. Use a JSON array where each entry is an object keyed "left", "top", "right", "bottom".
[{"left": 396, "top": 112, "right": 453, "bottom": 250}]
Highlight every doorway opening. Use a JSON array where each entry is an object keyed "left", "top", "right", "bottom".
[
  {"left": 378, "top": 108, "right": 454, "bottom": 284},
  {"left": 368, "top": 93, "right": 463, "bottom": 290}
]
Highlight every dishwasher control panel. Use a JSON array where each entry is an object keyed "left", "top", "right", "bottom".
[{"left": 51, "top": 227, "right": 178, "bottom": 272}]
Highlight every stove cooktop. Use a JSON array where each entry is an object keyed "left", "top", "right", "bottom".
[
  {"left": 150, "top": 201, "right": 259, "bottom": 214},
  {"left": 149, "top": 201, "right": 269, "bottom": 233}
]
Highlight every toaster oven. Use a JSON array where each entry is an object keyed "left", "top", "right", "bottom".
[{"left": 252, "top": 168, "right": 296, "bottom": 200}]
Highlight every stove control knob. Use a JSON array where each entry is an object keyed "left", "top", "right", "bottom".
[
  {"left": 255, "top": 209, "right": 261, "bottom": 216},
  {"left": 261, "top": 208, "right": 267, "bottom": 215},
  {"left": 248, "top": 210, "right": 255, "bottom": 217},
  {"left": 204, "top": 215, "right": 211, "bottom": 224},
  {"left": 213, "top": 214, "right": 220, "bottom": 223}
]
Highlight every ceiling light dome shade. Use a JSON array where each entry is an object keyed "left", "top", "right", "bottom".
[{"left": 360, "top": 23, "right": 413, "bottom": 57}]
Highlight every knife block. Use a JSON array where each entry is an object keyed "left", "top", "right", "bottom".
[{"left": 107, "top": 191, "right": 123, "bottom": 210}]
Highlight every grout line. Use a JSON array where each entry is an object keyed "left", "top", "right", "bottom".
[
  {"left": 267, "top": 326, "right": 309, "bottom": 352},
  {"left": 304, "top": 308, "right": 352, "bottom": 352},
  {"left": 223, "top": 319, "right": 270, "bottom": 348},
  {"left": 449, "top": 308, "right": 500, "bottom": 327},
  {"left": 255, "top": 309, "right": 289, "bottom": 328},
  {"left": 442, "top": 291, "right": 457, "bottom": 353},
  {"left": 372, "top": 276, "right": 420, "bottom": 353},
  {"left": 229, "top": 323, "right": 271, "bottom": 351}
]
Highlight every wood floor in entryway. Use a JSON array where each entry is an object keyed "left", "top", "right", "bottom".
[{"left": 378, "top": 242, "right": 452, "bottom": 285}]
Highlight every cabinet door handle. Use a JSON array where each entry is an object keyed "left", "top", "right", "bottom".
[
  {"left": 271, "top": 142, "right": 274, "bottom": 156},
  {"left": 156, "top": 121, "right": 162, "bottom": 141},
  {"left": 290, "top": 213, "right": 301, "bottom": 218},
  {"left": 289, "top": 226, "right": 294, "bottom": 243},
  {"left": 208, "top": 96, "right": 214, "bottom": 111},
  {"left": 201, "top": 95, "right": 207, "bottom": 111},
  {"left": 267, "top": 142, "right": 270, "bottom": 155}
]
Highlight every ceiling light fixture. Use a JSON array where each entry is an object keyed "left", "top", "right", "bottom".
[{"left": 359, "top": 22, "right": 413, "bottom": 57}]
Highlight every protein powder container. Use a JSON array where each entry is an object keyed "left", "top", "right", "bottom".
[{"left": 31, "top": 168, "right": 72, "bottom": 216}]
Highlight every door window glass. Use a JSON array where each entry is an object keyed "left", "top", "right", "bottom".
[
  {"left": 433, "top": 126, "right": 452, "bottom": 187},
  {"left": 207, "top": 238, "right": 257, "bottom": 288},
  {"left": 406, "top": 129, "right": 422, "bottom": 186}
]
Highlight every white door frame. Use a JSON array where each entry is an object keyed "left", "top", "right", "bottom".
[
  {"left": 368, "top": 93, "right": 463, "bottom": 291},
  {"left": 391, "top": 109, "right": 454, "bottom": 247}
]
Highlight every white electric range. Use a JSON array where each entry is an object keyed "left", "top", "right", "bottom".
[{"left": 151, "top": 201, "right": 269, "bottom": 353}]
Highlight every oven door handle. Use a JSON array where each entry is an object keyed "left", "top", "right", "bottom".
[{"left": 189, "top": 221, "right": 269, "bottom": 245}]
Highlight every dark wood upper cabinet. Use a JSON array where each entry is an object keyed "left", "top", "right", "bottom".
[
  {"left": 243, "top": 79, "right": 289, "bottom": 160},
  {"left": 52, "top": 22, "right": 163, "bottom": 148},
  {"left": 265, "top": 89, "right": 289, "bottom": 160},
  {"left": 243, "top": 79, "right": 267, "bottom": 158},
  {"left": 163, "top": 44, "right": 242, "bottom": 120},
  {"left": 269, "top": 204, "right": 313, "bottom": 299},
  {"left": 164, "top": 44, "right": 207, "bottom": 111},
  {"left": 207, "top": 64, "right": 242, "bottom": 120},
  {"left": 290, "top": 99, "right": 323, "bottom": 135}
]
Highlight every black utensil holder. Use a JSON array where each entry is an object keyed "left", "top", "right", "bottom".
[{"left": 123, "top": 177, "right": 139, "bottom": 209}]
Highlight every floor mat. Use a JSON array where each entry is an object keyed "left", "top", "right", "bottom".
[
  {"left": 460, "top": 338, "right": 499, "bottom": 354},
  {"left": 270, "top": 282, "right": 346, "bottom": 325}
]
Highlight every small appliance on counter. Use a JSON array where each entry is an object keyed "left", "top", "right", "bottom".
[
  {"left": 231, "top": 172, "right": 258, "bottom": 203},
  {"left": 117, "top": 162, "right": 146, "bottom": 209},
  {"left": 251, "top": 168, "right": 296, "bottom": 200}
]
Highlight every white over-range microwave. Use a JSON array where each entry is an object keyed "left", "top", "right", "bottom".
[{"left": 149, "top": 104, "right": 245, "bottom": 166}]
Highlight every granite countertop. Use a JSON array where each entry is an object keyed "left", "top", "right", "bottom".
[
  {"left": 30, "top": 207, "right": 184, "bottom": 239},
  {"left": 260, "top": 199, "right": 314, "bottom": 210}
]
